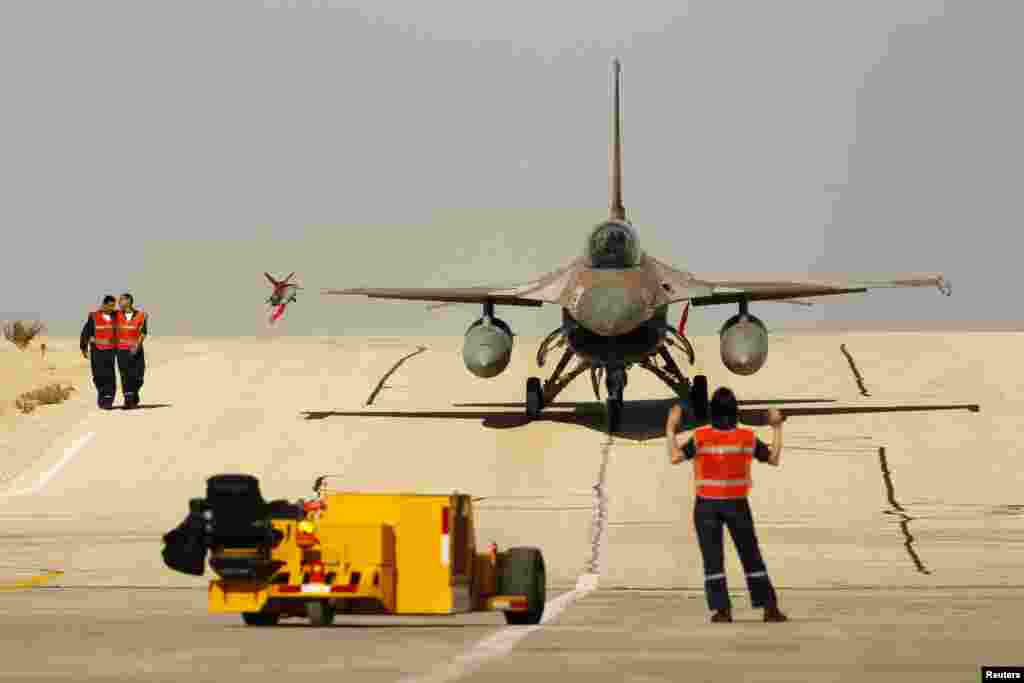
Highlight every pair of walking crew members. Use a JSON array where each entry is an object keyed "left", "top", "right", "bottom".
[
  {"left": 667, "top": 387, "right": 789, "bottom": 623},
  {"left": 80, "top": 293, "right": 147, "bottom": 410}
]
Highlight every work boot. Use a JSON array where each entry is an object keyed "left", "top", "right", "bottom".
[
  {"left": 710, "top": 608, "right": 732, "bottom": 623},
  {"left": 764, "top": 605, "right": 788, "bottom": 623}
]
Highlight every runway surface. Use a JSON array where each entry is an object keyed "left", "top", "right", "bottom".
[{"left": 0, "top": 333, "right": 1019, "bottom": 681}]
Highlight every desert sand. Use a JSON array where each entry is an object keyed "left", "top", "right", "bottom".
[{"left": 0, "top": 332, "right": 1020, "bottom": 682}]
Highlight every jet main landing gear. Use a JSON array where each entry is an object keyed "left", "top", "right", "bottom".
[
  {"left": 690, "top": 374, "right": 709, "bottom": 423},
  {"left": 525, "top": 346, "right": 592, "bottom": 421},
  {"left": 526, "top": 377, "right": 543, "bottom": 418},
  {"left": 522, "top": 328, "right": 711, "bottom": 435}
]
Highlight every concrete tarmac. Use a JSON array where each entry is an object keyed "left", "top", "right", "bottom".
[{"left": 0, "top": 333, "right": 1019, "bottom": 682}]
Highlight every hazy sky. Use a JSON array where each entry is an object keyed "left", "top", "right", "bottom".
[{"left": 0, "top": 1, "right": 1017, "bottom": 336}]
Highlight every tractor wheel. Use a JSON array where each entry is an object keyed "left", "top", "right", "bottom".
[
  {"left": 498, "top": 547, "right": 546, "bottom": 625},
  {"left": 306, "top": 600, "right": 336, "bottom": 627},
  {"left": 241, "top": 611, "right": 279, "bottom": 626},
  {"left": 206, "top": 473, "right": 262, "bottom": 500}
]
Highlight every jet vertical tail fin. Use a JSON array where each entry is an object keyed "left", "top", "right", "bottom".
[{"left": 609, "top": 58, "right": 626, "bottom": 222}]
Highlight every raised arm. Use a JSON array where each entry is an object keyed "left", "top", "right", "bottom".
[
  {"left": 666, "top": 403, "right": 686, "bottom": 465},
  {"left": 765, "top": 408, "right": 784, "bottom": 466}
]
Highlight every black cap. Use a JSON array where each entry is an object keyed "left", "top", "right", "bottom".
[{"left": 710, "top": 387, "right": 738, "bottom": 429}]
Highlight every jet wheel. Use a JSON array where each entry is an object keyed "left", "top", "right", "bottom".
[
  {"left": 525, "top": 377, "right": 543, "bottom": 419},
  {"left": 691, "top": 375, "right": 709, "bottom": 422},
  {"left": 606, "top": 397, "right": 623, "bottom": 434}
]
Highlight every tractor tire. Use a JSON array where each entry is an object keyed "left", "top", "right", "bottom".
[
  {"left": 242, "top": 611, "right": 279, "bottom": 626},
  {"left": 306, "top": 600, "right": 336, "bottom": 627},
  {"left": 498, "top": 547, "right": 546, "bottom": 625},
  {"left": 206, "top": 473, "right": 263, "bottom": 500}
]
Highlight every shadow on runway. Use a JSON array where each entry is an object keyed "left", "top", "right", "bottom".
[
  {"left": 302, "top": 398, "right": 977, "bottom": 442},
  {"left": 266, "top": 622, "right": 499, "bottom": 629},
  {"left": 126, "top": 403, "right": 172, "bottom": 410},
  {"left": 452, "top": 399, "right": 839, "bottom": 409}
]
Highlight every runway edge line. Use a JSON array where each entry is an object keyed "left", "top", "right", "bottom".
[
  {"left": 0, "top": 431, "right": 96, "bottom": 499},
  {"left": 396, "top": 436, "right": 613, "bottom": 683}
]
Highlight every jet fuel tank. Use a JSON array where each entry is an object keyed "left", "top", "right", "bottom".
[
  {"left": 463, "top": 318, "right": 513, "bottom": 378},
  {"left": 719, "top": 313, "right": 768, "bottom": 375}
]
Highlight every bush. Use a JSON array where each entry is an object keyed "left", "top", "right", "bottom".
[
  {"left": 3, "top": 320, "right": 46, "bottom": 349},
  {"left": 15, "top": 383, "right": 75, "bottom": 414}
]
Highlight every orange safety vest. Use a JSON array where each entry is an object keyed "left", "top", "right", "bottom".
[
  {"left": 692, "top": 425, "right": 756, "bottom": 499},
  {"left": 92, "top": 311, "right": 117, "bottom": 350},
  {"left": 115, "top": 310, "right": 146, "bottom": 350}
]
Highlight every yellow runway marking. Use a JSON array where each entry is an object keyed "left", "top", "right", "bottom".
[{"left": 0, "top": 569, "right": 64, "bottom": 592}]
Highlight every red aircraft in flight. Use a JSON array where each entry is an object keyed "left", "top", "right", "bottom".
[{"left": 264, "top": 272, "right": 300, "bottom": 326}]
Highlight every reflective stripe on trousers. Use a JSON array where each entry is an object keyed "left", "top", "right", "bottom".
[{"left": 694, "top": 497, "right": 777, "bottom": 611}]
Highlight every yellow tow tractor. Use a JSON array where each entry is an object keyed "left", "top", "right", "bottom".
[{"left": 162, "top": 474, "right": 547, "bottom": 627}]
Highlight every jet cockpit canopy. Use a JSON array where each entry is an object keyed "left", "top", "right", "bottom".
[{"left": 585, "top": 220, "right": 643, "bottom": 269}]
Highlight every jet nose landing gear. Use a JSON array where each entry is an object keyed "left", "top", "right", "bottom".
[{"left": 604, "top": 365, "right": 627, "bottom": 434}]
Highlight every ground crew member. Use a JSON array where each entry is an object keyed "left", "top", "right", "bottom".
[
  {"left": 80, "top": 295, "right": 119, "bottom": 409},
  {"left": 115, "top": 292, "right": 147, "bottom": 409},
  {"left": 667, "top": 387, "right": 788, "bottom": 623}
]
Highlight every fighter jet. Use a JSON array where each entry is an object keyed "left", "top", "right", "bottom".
[
  {"left": 264, "top": 272, "right": 301, "bottom": 326},
  {"left": 322, "top": 60, "right": 952, "bottom": 432}
]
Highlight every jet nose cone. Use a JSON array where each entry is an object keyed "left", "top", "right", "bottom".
[{"left": 576, "top": 286, "right": 649, "bottom": 336}]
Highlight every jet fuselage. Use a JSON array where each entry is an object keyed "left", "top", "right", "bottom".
[{"left": 558, "top": 220, "right": 670, "bottom": 366}]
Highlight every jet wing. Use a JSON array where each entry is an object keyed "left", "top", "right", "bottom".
[
  {"left": 647, "top": 257, "right": 951, "bottom": 306},
  {"left": 322, "top": 287, "right": 545, "bottom": 307},
  {"left": 322, "top": 258, "right": 584, "bottom": 307}
]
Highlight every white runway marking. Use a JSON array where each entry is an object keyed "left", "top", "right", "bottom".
[
  {"left": 399, "top": 437, "right": 613, "bottom": 683},
  {"left": 0, "top": 432, "right": 96, "bottom": 499},
  {"left": 398, "top": 574, "right": 600, "bottom": 683}
]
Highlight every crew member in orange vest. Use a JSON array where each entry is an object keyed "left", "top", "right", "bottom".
[
  {"left": 80, "top": 295, "right": 119, "bottom": 409},
  {"left": 115, "top": 292, "right": 147, "bottom": 409},
  {"left": 667, "top": 387, "right": 788, "bottom": 623}
]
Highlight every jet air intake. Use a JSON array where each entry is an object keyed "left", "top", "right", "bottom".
[
  {"left": 573, "top": 285, "right": 650, "bottom": 337},
  {"left": 719, "top": 313, "right": 768, "bottom": 375},
  {"left": 463, "top": 318, "right": 513, "bottom": 378}
]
